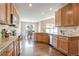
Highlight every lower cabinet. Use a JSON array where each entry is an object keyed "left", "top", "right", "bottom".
[
  {"left": 57, "top": 36, "right": 78, "bottom": 55},
  {"left": 78, "top": 40, "right": 79, "bottom": 55},
  {"left": 58, "top": 36, "right": 68, "bottom": 54},
  {"left": 0, "top": 43, "right": 14, "bottom": 56},
  {"left": 51, "top": 35, "right": 79, "bottom": 55},
  {"left": 13, "top": 38, "right": 20, "bottom": 56},
  {"left": 0, "top": 37, "right": 20, "bottom": 56}
]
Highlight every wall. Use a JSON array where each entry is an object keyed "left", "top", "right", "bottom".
[
  {"left": 38, "top": 18, "right": 55, "bottom": 32},
  {"left": 21, "top": 22, "right": 39, "bottom": 35}
]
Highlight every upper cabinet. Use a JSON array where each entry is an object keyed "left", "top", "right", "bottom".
[
  {"left": 0, "top": 3, "right": 19, "bottom": 27},
  {"left": 0, "top": 3, "right": 7, "bottom": 24},
  {"left": 6, "top": 3, "right": 11, "bottom": 24},
  {"left": 55, "top": 9, "right": 62, "bottom": 26},
  {"left": 77, "top": 4, "right": 79, "bottom": 25},
  {"left": 55, "top": 4, "right": 78, "bottom": 26},
  {"left": 10, "top": 4, "right": 19, "bottom": 27},
  {"left": 10, "top": 3, "right": 14, "bottom": 14}
]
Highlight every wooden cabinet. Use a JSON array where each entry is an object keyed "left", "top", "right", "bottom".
[
  {"left": 0, "top": 3, "right": 7, "bottom": 24},
  {"left": 13, "top": 37, "right": 20, "bottom": 56},
  {"left": 10, "top": 4, "right": 14, "bottom": 14},
  {"left": 0, "top": 43, "right": 14, "bottom": 56},
  {"left": 0, "top": 3, "right": 19, "bottom": 26},
  {"left": 55, "top": 3, "right": 78, "bottom": 26},
  {"left": 78, "top": 39, "right": 79, "bottom": 55},
  {"left": 57, "top": 35, "right": 78, "bottom": 55},
  {"left": 16, "top": 38, "right": 20, "bottom": 56},
  {"left": 76, "top": 4, "right": 79, "bottom": 25},
  {"left": 0, "top": 37, "right": 20, "bottom": 56},
  {"left": 50, "top": 35, "right": 79, "bottom": 55},
  {"left": 6, "top": 3, "right": 11, "bottom": 24},
  {"left": 58, "top": 36, "right": 68, "bottom": 54},
  {"left": 62, "top": 4, "right": 77, "bottom": 26},
  {"left": 34, "top": 33, "right": 49, "bottom": 44},
  {"left": 10, "top": 4, "right": 19, "bottom": 27},
  {"left": 55, "top": 9, "right": 62, "bottom": 26}
]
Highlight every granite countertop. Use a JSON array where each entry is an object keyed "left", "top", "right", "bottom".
[
  {"left": 0, "top": 36, "right": 18, "bottom": 53},
  {"left": 60, "top": 35, "right": 79, "bottom": 37},
  {"left": 49, "top": 33, "right": 79, "bottom": 37}
]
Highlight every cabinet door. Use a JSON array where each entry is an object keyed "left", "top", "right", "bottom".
[
  {"left": 0, "top": 3, "right": 7, "bottom": 23},
  {"left": 69, "top": 38, "right": 78, "bottom": 55},
  {"left": 10, "top": 4, "right": 14, "bottom": 14},
  {"left": 78, "top": 39, "right": 79, "bottom": 55},
  {"left": 77, "top": 4, "right": 79, "bottom": 25},
  {"left": 0, "top": 43, "right": 14, "bottom": 56},
  {"left": 58, "top": 36, "right": 68, "bottom": 54},
  {"left": 42, "top": 33, "right": 49, "bottom": 44},
  {"left": 10, "top": 4, "right": 19, "bottom": 27},
  {"left": 14, "top": 9, "right": 19, "bottom": 27},
  {"left": 16, "top": 39, "right": 20, "bottom": 56},
  {"left": 6, "top": 3, "right": 11, "bottom": 24},
  {"left": 55, "top": 9, "right": 62, "bottom": 26},
  {"left": 61, "top": 4, "right": 76, "bottom": 26}
]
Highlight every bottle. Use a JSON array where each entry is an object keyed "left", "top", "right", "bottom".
[{"left": 1, "top": 29, "right": 6, "bottom": 39}]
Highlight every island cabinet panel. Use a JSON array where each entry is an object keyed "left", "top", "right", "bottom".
[
  {"left": 55, "top": 3, "right": 78, "bottom": 26},
  {"left": 0, "top": 43, "right": 14, "bottom": 56},
  {"left": 34, "top": 33, "right": 49, "bottom": 44},
  {"left": 13, "top": 38, "right": 20, "bottom": 56},
  {"left": 0, "top": 37, "right": 20, "bottom": 56}
]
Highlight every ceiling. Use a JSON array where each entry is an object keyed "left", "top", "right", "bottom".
[{"left": 15, "top": 3, "right": 66, "bottom": 22}]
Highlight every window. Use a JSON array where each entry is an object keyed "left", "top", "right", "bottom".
[{"left": 46, "top": 24, "right": 58, "bottom": 34}]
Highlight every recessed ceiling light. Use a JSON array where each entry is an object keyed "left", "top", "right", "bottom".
[
  {"left": 29, "top": 3, "right": 32, "bottom": 7},
  {"left": 49, "top": 8, "right": 52, "bottom": 11}
]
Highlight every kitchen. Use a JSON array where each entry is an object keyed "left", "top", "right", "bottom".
[{"left": 0, "top": 3, "right": 79, "bottom": 56}]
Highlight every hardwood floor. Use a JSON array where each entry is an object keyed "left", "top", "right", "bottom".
[{"left": 20, "top": 39, "right": 65, "bottom": 56}]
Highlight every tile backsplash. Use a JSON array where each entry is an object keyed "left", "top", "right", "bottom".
[
  {"left": 58, "top": 26, "right": 79, "bottom": 36},
  {"left": 0, "top": 24, "right": 20, "bottom": 37}
]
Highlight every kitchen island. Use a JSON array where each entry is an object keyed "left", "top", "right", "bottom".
[
  {"left": 0, "top": 36, "right": 20, "bottom": 56},
  {"left": 34, "top": 33, "right": 49, "bottom": 44}
]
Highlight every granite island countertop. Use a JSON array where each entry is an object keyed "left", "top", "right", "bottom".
[{"left": 0, "top": 36, "right": 19, "bottom": 53}]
